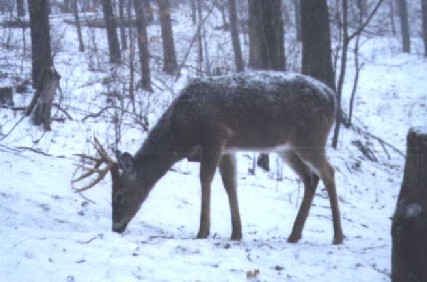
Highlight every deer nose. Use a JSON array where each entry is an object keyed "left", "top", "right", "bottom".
[{"left": 112, "top": 222, "right": 127, "bottom": 234}]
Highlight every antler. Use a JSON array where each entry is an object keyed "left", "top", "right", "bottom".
[{"left": 72, "top": 137, "right": 118, "bottom": 192}]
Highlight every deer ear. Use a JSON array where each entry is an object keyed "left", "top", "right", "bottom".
[{"left": 118, "top": 152, "right": 135, "bottom": 171}]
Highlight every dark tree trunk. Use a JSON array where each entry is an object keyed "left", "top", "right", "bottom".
[
  {"left": 157, "top": 0, "right": 177, "bottom": 74},
  {"left": 73, "top": 0, "right": 85, "bottom": 52},
  {"left": 422, "top": 0, "right": 427, "bottom": 56},
  {"left": 17, "top": 0, "right": 25, "bottom": 17},
  {"left": 391, "top": 128, "right": 427, "bottom": 282},
  {"left": 229, "top": 0, "right": 244, "bottom": 72},
  {"left": 29, "top": 0, "right": 53, "bottom": 89},
  {"left": 101, "top": 0, "right": 121, "bottom": 63},
  {"left": 248, "top": 0, "right": 285, "bottom": 71},
  {"left": 397, "top": 0, "right": 410, "bottom": 53},
  {"left": 133, "top": 0, "right": 152, "bottom": 91},
  {"left": 300, "top": 0, "right": 335, "bottom": 90},
  {"left": 119, "top": 0, "right": 127, "bottom": 50}
]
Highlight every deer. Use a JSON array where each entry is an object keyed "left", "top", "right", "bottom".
[{"left": 73, "top": 71, "right": 344, "bottom": 245}]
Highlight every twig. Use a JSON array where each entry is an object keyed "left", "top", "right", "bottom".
[{"left": 175, "top": 0, "right": 218, "bottom": 81}]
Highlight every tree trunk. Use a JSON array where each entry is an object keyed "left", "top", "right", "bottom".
[
  {"left": 73, "top": 0, "right": 85, "bottom": 52},
  {"left": 397, "top": 0, "right": 410, "bottom": 53},
  {"left": 118, "top": 0, "right": 127, "bottom": 50},
  {"left": 391, "top": 127, "right": 427, "bottom": 282},
  {"left": 229, "top": 0, "right": 244, "bottom": 72},
  {"left": 17, "top": 0, "right": 25, "bottom": 17},
  {"left": 102, "top": 0, "right": 121, "bottom": 63},
  {"left": 29, "top": 0, "right": 53, "bottom": 89},
  {"left": 422, "top": 0, "right": 427, "bottom": 56},
  {"left": 157, "top": 0, "right": 177, "bottom": 74},
  {"left": 389, "top": 0, "right": 396, "bottom": 36},
  {"left": 300, "top": 0, "right": 335, "bottom": 90},
  {"left": 133, "top": 0, "right": 152, "bottom": 91},
  {"left": 248, "top": 0, "right": 285, "bottom": 71},
  {"left": 27, "top": 67, "right": 60, "bottom": 131}
]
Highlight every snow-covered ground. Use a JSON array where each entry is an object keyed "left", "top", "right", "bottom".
[{"left": 1, "top": 5, "right": 426, "bottom": 281}]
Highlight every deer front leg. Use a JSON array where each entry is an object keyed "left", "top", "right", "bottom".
[
  {"left": 219, "top": 154, "right": 242, "bottom": 240},
  {"left": 197, "top": 141, "right": 224, "bottom": 239}
]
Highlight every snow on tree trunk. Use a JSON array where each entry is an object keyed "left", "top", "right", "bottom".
[
  {"left": 391, "top": 127, "right": 427, "bottom": 282},
  {"left": 28, "top": 67, "right": 60, "bottom": 131}
]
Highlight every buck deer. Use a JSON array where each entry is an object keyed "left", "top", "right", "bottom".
[{"left": 74, "top": 71, "right": 344, "bottom": 244}]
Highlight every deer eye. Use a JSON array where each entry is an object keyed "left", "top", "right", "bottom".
[{"left": 114, "top": 192, "right": 125, "bottom": 204}]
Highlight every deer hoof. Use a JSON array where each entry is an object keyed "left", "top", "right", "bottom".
[
  {"left": 287, "top": 234, "right": 301, "bottom": 243},
  {"left": 230, "top": 232, "right": 242, "bottom": 241},
  {"left": 196, "top": 231, "right": 209, "bottom": 239},
  {"left": 332, "top": 235, "right": 344, "bottom": 245}
]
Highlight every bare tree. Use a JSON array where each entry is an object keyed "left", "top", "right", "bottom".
[
  {"left": 157, "top": 0, "right": 177, "bottom": 74},
  {"left": 102, "top": 0, "right": 121, "bottom": 63},
  {"left": 29, "top": 0, "right": 53, "bottom": 88},
  {"left": 73, "top": 0, "right": 85, "bottom": 52},
  {"left": 422, "top": 0, "right": 427, "bottom": 56},
  {"left": 134, "top": 0, "right": 152, "bottom": 91},
  {"left": 300, "top": 0, "right": 335, "bottom": 90},
  {"left": 397, "top": 0, "right": 410, "bottom": 52},
  {"left": 248, "top": 0, "right": 285, "bottom": 71},
  {"left": 228, "top": 0, "right": 244, "bottom": 72},
  {"left": 28, "top": 0, "right": 60, "bottom": 130},
  {"left": 17, "top": 0, "right": 25, "bottom": 17},
  {"left": 118, "top": 0, "right": 127, "bottom": 50}
]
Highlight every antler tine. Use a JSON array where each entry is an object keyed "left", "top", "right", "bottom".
[
  {"left": 93, "top": 137, "right": 115, "bottom": 165},
  {"left": 71, "top": 137, "right": 118, "bottom": 193}
]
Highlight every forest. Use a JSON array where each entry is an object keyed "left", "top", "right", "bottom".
[{"left": 0, "top": 0, "right": 426, "bottom": 281}]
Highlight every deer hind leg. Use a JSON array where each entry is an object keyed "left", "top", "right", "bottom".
[
  {"left": 219, "top": 154, "right": 242, "bottom": 240},
  {"left": 281, "top": 149, "right": 319, "bottom": 243},
  {"left": 197, "top": 138, "right": 225, "bottom": 239},
  {"left": 293, "top": 146, "right": 344, "bottom": 245}
]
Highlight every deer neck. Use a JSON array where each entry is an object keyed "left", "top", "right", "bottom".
[{"left": 134, "top": 118, "right": 183, "bottom": 190}]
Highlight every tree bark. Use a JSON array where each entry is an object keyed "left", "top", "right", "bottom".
[
  {"left": 17, "top": 0, "right": 25, "bottom": 17},
  {"left": 391, "top": 127, "right": 427, "bottom": 282},
  {"left": 118, "top": 0, "right": 127, "bottom": 50},
  {"left": 29, "top": 0, "right": 53, "bottom": 89},
  {"left": 229, "top": 0, "right": 244, "bottom": 72},
  {"left": 422, "top": 0, "right": 427, "bottom": 56},
  {"left": 101, "top": 0, "right": 121, "bottom": 63},
  {"left": 248, "top": 0, "right": 285, "bottom": 71},
  {"left": 27, "top": 67, "right": 60, "bottom": 131},
  {"left": 397, "top": 0, "right": 410, "bottom": 53},
  {"left": 72, "top": 0, "right": 85, "bottom": 52},
  {"left": 134, "top": 0, "right": 152, "bottom": 91},
  {"left": 157, "top": 0, "right": 177, "bottom": 74},
  {"left": 300, "top": 0, "right": 335, "bottom": 90}
]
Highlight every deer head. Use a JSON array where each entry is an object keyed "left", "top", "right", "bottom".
[
  {"left": 111, "top": 152, "right": 151, "bottom": 233},
  {"left": 72, "top": 138, "right": 149, "bottom": 234}
]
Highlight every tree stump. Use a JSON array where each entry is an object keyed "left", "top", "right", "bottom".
[
  {"left": 0, "top": 87, "right": 14, "bottom": 106},
  {"left": 26, "top": 67, "right": 60, "bottom": 131},
  {"left": 392, "top": 127, "right": 427, "bottom": 282}
]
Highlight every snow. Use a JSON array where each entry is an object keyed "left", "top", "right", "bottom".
[{"left": 1, "top": 4, "right": 427, "bottom": 282}]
